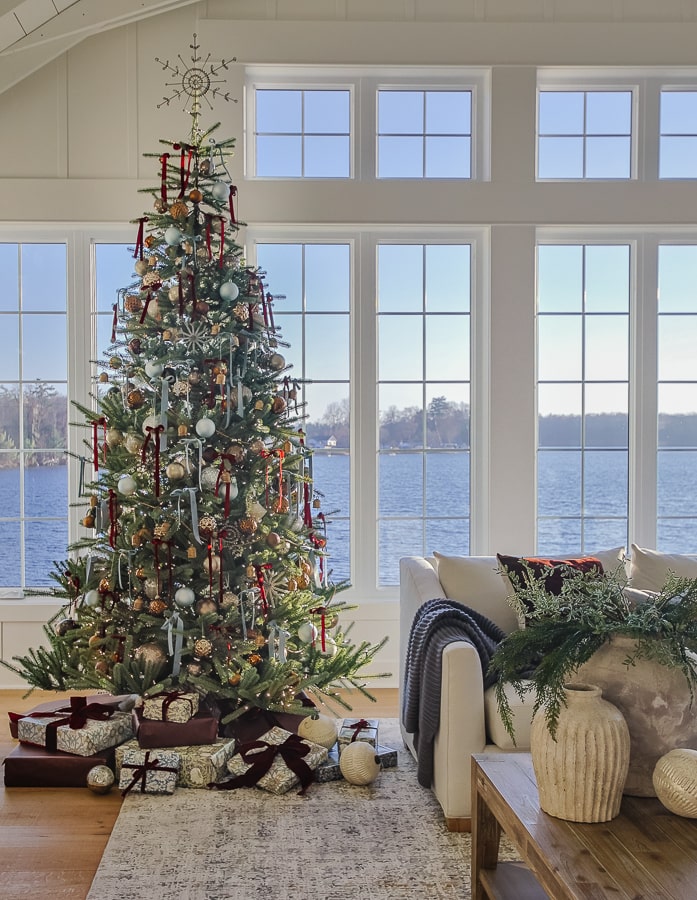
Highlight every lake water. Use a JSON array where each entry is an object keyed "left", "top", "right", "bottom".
[{"left": 3, "top": 452, "right": 696, "bottom": 589}]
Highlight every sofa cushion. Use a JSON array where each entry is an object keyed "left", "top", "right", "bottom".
[
  {"left": 432, "top": 552, "right": 518, "bottom": 634},
  {"left": 497, "top": 553, "right": 604, "bottom": 597},
  {"left": 483, "top": 681, "right": 534, "bottom": 750},
  {"left": 628, "top": 544, "right": 697, "bottom": 592}
]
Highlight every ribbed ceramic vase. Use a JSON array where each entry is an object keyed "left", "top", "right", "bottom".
[{"left": 531, "top": 682, "right": 630, "bottom": 823}]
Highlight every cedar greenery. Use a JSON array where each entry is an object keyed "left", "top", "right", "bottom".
[{"left": 488, "top": 564, "right": 697, "bottom": 741}]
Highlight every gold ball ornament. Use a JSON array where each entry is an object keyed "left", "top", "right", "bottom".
[
  {"left": 148, "top": 598, "right": 167, "bottom": 616},
  {"left": 134, "top": 259, "right": 149, "bottom": 276},
  {"left": 203, "top": 554, "right": 221, "bottom": 574},
  {"left": 126, "top": 389, "right": 145, "bottom": 410},
  {"left": 189, "top": 188, "right": 203, "bottom": 204},
  {"left": 86, "top": 765, "right": 115, "bottom": 794},
  {"left": 125, "top": 432, "right": 144, "bottom": 454},
  {"left": 221, "top": 591, "right": 239, "bottom": 609},
  {"left": 228, "top": 671, "right": 241, "bottom": 686},
  {"left": 94, "top": 658, "right": 110, "bottom": 675},
  {"left": 193, "top": 638, "right": 213, "bottom": 658},
  {"left": 169, "top": 200, "right": 189, "bottom": 219},
  {"left": 339, "top": 741, "right": 381, "bottom": 786},
  {"left": 165, "top": 461, "right": 186, "bottom": 481},
  {"left": 298, "top": 715, "right": 339, "bottom": 751},
  {"left": 106, "top": 428, "right": 123, "bottom": 448},
  {"left": 196, "top": 598, "right": 218, "bottom": 616},
  {"left": 134, "top": 642, "right": 167, "bottom": 666},
  {"left": 238, "top": 517, "right": 258, "bottom": 536}
]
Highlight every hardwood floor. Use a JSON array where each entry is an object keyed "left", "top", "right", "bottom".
[{"left": 0, "top": 688, "right": 398, "bottom": 900}]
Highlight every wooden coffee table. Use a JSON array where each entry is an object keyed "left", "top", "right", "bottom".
[{"left": 472, "top": 752, "right": 697, "bottom": 899}]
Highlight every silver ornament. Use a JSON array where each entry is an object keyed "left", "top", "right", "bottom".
[{"left": 86, "top": 765, "right": 115, "bottom": 794}]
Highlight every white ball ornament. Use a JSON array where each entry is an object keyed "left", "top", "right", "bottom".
[
  {"left": 298, "top": 714, "right": 339, "bottom": 751},
  {"left": 653, "top": 748, "right": 697, "bottom": 817},
  {"left": 339, "top": 741, "right": 381, "bottom": 786},
  {"left": 84, "top": 589, "right": 101, "bottom": 607},
  {"left": 117, "top": 474, "right": 137, "bottom": 495},
  {"left": 219, "top": 281, "right": 240, "bottom": 301},
  {"left": 297, "top": 622, "right": 318, "bottom": 644},
  {"left": 200, "top": 466, "right": 219, "bottom": 491},
  {"left": 320, "top": 636, "right": 338, "bottom": 658},
  {"left": 195, "top": 417, "right": 216, "bottom": 438},
  {"left": 174, "top": 586, "right": 196, "bottom": 608},
  {"left": 164, "top": 225, "right": 183, "bottom": 246},
  {"left": 211, "top": 180, "right": 230, "bottom": 201},
  {"left": 144, "top": 360, "right": 164, "bottom": 378},
  {"left": 142, "top": 414, "right": 162, "bottom": 435}
]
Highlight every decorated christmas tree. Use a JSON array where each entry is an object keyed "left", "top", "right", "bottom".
[{"left": 6, "top": 37, "right": 385, "bottom": 725}]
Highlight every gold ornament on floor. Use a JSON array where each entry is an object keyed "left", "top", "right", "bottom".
[
  {"left": 86, "top": 765, "right": 115, "bottom": 794},
  {"left": 193, "top": 638, "right": 213, "bottom": 658}
]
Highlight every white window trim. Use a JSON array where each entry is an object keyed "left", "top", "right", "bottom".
[{"left": 244, "top": 65, "right": 491, "bottom": 182}]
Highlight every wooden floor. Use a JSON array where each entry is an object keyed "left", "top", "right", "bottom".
[{"left": 0, "top": 688, "right": 398, "bottom": 900}]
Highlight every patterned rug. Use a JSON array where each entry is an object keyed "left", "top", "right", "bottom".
[{"left": 88, "top": 719, "right": 515, "bottom": 900}]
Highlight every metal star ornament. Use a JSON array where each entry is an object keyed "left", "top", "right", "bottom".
[{"left": 156, "top": 33, "right": 237, "bottom": 133}]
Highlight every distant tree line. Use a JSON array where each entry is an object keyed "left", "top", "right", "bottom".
[
  {"left": 306, "top": 399, "right": 697, "bottom": 450},
  {"left": 0, "top": 384, "right": 67, "bottom": 468}
]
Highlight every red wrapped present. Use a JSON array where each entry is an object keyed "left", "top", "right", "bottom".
[
  {"left": 133, "top": 706, "right": 219, "bottom": 749},
  {"left": 3, "top": 742, "right": 115, "bottom": 788}
]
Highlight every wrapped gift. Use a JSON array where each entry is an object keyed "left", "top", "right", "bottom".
[
  {"left": 133, "top": 706, "right": 219, "bottom": 749},
  {"left": 218, "top": 697, "right": 316, "bottom": 743},
  {"left": 220, "top": 726, "right": 328, "bottom": 795},
  {"left": 16, "top": 696, "right": 133, "bottom": 756},
  {"left": 116, "top": 737, "right": 235, "bottom": 788},
  {"left": 3, "top": 742, "right": 115, "bottom": 788},
  {"left": 376, "top": 744, "right": 398, "bottom": 769},
  {"left": 338, "top": 718, "right": 379, "bottom": 750},
  {"left": 9, "top": 694, "right": 132, "bottom": 740},
  {"left": 118, "top": 748, "right": 180, "bottom": 795},
  {"left": 142, "top": 691, "right": 199, "bottom": 724},
  {"left": 315, "top": 746, "right": 342, "bottom": 783}
]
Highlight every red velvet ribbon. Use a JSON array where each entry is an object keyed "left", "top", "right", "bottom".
[
  {"left": 159, "top": 153, "right": 169, "bottom": 203},
  {"left": 139, "top": 291, "right": 153, "bottom": 325},
  {"left": 111, "top": 302, "right": 118, "bottom": 343},
  {"left": 207, "top": 541, "right": 214, "bottom": 600},
  {"left": 218, "top": 217, "right": 225, "bottom": 268},
  {"left": 310, "top": 606, "right": 327, "bottom": 652},
  {"left": 121, "top": 750, "right": 179, "bottom": 797},
  {"left": 303, "top": 481, "right": 313, "bottom": 527},
  {"left": 142, "top": 425, "right": 165, "bottom": 497},
  {"left": 177, "top": 272, "right": 185, "bottom": 317},
  {"left": 255, "top": 564, "right": 272, "bottom": 614},
  {"left": 175, "top": 144, "right": 193, "bottom": 198},
  {"left": 277, "top": 449, "right": 284, "bottom": 500},
  {"left": 108, "top": 489, "right": 119, "bottom": 548},
  {"left": 210, "top": 732, "right": 315, "bottom": 795},
  {"left": 218, "top": 532, "right": 225, "bottom": 602},
  {"left": 228, "top": 185, "right": 237, "bottom": 224},
  {"left": 146, "top": 690, "right": 194, "bottom": 722},
  {"left": 92, "top": 417, "right": 107, "bottom": 472},
  {"left": 266, "top": 292, "right": 276, "bottom": 332},
  {"left": 346, "top": 719, "right": 372, "bottom": 743},
  {"left": 205, "top": 213, "right": 213, "bottom": 260},
  {"left": 133, "top": 217, "right": 148, "bottom": 259},
  {"left": 12, "top": 697, "right": 119, "bottom": 753}
]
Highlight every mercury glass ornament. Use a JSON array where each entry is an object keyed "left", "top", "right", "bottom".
[{"left": 86, "top": 765, "right": 115, "bottom": 794}]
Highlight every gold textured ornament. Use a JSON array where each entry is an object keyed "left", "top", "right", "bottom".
[
  {"left": 238, "top": 517, "right": 258, "bottom": 535},
  {"left": 126, "top": 389, "right": 145, "bottom": 410},
  {"left": 94, "top": 658, "right": 110, "bottom": 675},
  {"left": 221, "top": 591, "right": 239, "bottom": 609},
  {"left": 98, "top": 578, "right": 111, "bottom": 593},
  {"left": 86, "top": 765, "right": 115, "bottom": 794},
  {"left": 248, "top": 653, "right": 262, "bottom": 666},
  {"left": 125, "top": 432, "right": 144, "bottom": 453},
  {"left": 148, "top": 598, "right": 167, "bottom": 616},
  {"left": 198, "top": 515, "right": 217, "bottom": 536},
  {"left": 272, "top": 396, "right": 286, "bottom": 415},
  {"left": 196, "top": 598, "right": 218, "bottom": 616},
  {"left": 193, "top": 638, "right": 213, "bottom": 658},
  {"left": 124, "top": 295, "right": 143, "bottom": 313},
  {"left": 142, "top": 271, "right": 161, "bottom": 287},
  {"left": 154, "top": 522, "right": 171, "bottom": 538},
  {"left": 134, "top": 642, "right": 167, "bottom": 665},
  {"left": 169, "top": 200, "right": 189, "bottom": 219}
]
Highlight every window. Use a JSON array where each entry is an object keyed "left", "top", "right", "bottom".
[
  {"left": 254, "top": 89, "right": 351, "bottom": 178},
  {"left": 246, "top": 66, "right": 490, "bottom": 182},
  {"left": 659, "top": 91, "right": 697, "bottom": 178},
  {"left": 536, "top": 242, "right": 630, "bottom": 553},
  {"left": 0, "top": 243, "right": 68, "bottom": 589},
  {"left": 377, "top": 90, "right": 472, "bottom": 178},
  {"left": 255, "top": 242, "right": 351, "bottom": 583},
  {"left": 657, "top": 245, "right": 697, "bottom": 550},
  {"left": 537, "top": 90, "right": 633, "bottom": 179},
  {"left": 377, "top": 242, "right": 471, "bottom": 582}
]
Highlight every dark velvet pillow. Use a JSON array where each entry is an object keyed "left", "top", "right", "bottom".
[{"left": 496, "top": 553, "right": 604, "bottom": 597}]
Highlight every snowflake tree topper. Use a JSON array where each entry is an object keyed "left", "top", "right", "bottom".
[{"left": 156, "top": 33, "right": 237, "bottom": 137}]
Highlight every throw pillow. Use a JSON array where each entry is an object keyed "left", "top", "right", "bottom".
[
  {"left": 432, "top": 553, "right": 519, "bottom": 634},
  {"left": 628, "top": 544, "right": 697, "bottom": 592},
  {"left": 496, "top": 553, "right": 605, "bottom": 596}
]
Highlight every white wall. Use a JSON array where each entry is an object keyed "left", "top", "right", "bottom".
[{"left": 2, "top": 0, "right": 697, "bottom": 687}]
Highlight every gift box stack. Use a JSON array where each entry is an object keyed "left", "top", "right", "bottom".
[
  {"left": 119, "top": 690, "right": 238, "bottom": 794},
  {"left": 4, "top": 694, "right": 135, "bottom": 787},
  {"left": 315, "top": 717, "right": 398, "bottom": 784}
]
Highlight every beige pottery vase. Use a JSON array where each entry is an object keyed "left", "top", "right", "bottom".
[
  {"left": 577, "top": 635, "right": 697, "bottom": 796},
  {"left": 530, "top": 682, "right": 630, "bottom": 823}
]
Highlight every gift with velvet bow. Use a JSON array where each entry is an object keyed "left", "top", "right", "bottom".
[
  {"left": 14, "top": 695, "right": 133, "bottom": 756},
  {"left": 217, "top": 726, "right": 328, "bottom": 795},
  {"left": 337, "top": 717, "right": 379, "bottom": 750},
  {"left": 142, "top": 690, "right": 199, "bottom": 724},
  {"left": 118, "top": 748, "right": 180, "bottom": 795}
]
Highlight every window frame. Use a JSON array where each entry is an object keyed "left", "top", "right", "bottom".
[{"left": 244, "top": 65, "right": 491, "bottom": 182}]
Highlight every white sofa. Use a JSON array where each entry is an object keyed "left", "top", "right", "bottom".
[{"left": 398, "top": 547, "right": 631, "bottom": 831}]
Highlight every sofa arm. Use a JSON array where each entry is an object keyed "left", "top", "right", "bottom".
[
  {"left": 399, "top": 557, "right": 444, "bottom": 701},
  {"left": 431, "top": 639, "right": 488, "bottom": 822}
]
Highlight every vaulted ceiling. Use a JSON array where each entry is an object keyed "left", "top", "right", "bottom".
[{"left": 0, "top": 0, "right": 200, "bottom": 95}]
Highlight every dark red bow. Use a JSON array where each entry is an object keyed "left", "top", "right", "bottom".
[
  {"left": 121, "top": 750, "right": 179, "bottom": 796},
  {"left": 146, "top": 690, "right": 194, "bottom": 722},
  {"left": 210, "top": 732, "right": 315, "bottom": 795},
  {"left": 11, "top": 697, "right": 118, "bottom": 752},
  {"left": 346, "top": 719, "right": 372, "bottom": 743}
]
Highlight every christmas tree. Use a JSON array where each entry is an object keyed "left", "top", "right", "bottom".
[{"left": 6, "top": 37, "right": 386, "bottom": 725}]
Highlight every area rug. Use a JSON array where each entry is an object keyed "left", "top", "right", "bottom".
[{"left": 88, "top": 719, "right": 516, "bottom": 900}]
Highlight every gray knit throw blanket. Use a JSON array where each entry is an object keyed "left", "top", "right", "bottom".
[{"left": 401, "top": 597, "right": 506, "bottom": 789}]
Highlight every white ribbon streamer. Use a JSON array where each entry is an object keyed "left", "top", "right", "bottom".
[{"left": 161, "top": 611, "right": 184, "bottom": 676}]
